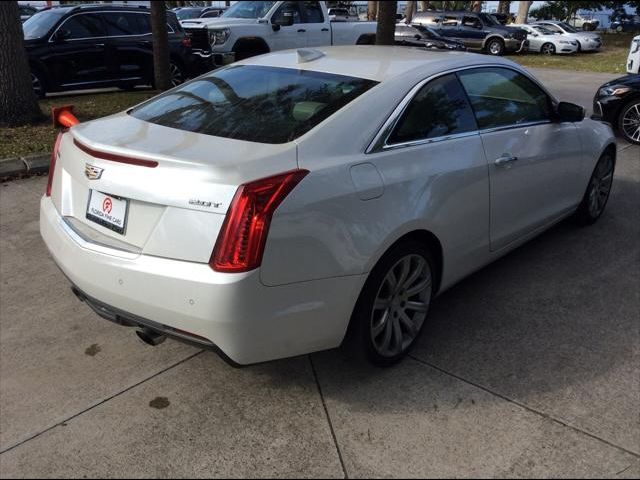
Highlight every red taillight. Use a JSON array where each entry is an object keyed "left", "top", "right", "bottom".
[
  {"left": 46, "top": 133, "right": 63, "bottom": 197},
  {"left": 210, "top": 170, "right": 309, "bottom": 273},
  {"left": 181, "top": 36, "right": 192, "bottom": 48}
]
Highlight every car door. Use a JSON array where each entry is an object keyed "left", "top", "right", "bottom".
[
  {"left": 439, "top": 14, "right": 462, "bottom": 42},
  {"left": 47, "top": 13, "right": 108, "bottom": 87},
  {"left": 368, "top": 73, "right": 491, "bottom": 283},
  {"left": 99, "top": 11, "right": 149, "bottom": 84},
  {"left": 457, "top": 67, "right": 584, "bottom": 252},
  {"left": 270, "top": 1, "right": 306, "bottom": 50},
  {"left": 459, "top": 15, "right": 486, "bottom": 49},
  {"left": 300, "top": 1, "right": 330, "bottom": 47}
]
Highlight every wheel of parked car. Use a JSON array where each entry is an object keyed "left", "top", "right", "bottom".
[
  {"left": 619, "top": 100, "right": 640, "bottom": 145},
  {"left": 348, "top": 240, "right": 435, "bottom": 366},
  {"left": 576, "top": 40, "right": 582, "bottom": 52},
  {"left": 169, "top": 62, "right": 186, "bottom": 87},
  {"left": 541, "top": 42, "right": 556, "bottom": 55},
  {"left": 574, "top": 151, "right": 615, "bottom": 225},
  {"left": 31, "top": 71, "right": 46, "bottom": 99},
  {"left": 486, "top": 38, "right": 505, "bottom": 56}
]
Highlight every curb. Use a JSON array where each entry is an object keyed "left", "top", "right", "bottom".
[{"left": 0, "top": 153, "right": 50, "bottom": 180}]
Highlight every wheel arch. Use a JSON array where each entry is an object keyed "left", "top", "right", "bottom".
[
  {"left": 483, "top": 35, "right": 505, "bottom": 50},
  {"left": 356, "top": 34, "right": 376, "bottom": 45},
  {"left": 231, "top": 37, "right": 271, "bottom": 60}
]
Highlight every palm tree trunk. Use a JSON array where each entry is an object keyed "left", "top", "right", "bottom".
[
  {"left": 516, "top": 1, "right": 533, "bottom": 24},
  {"left": 0, "top": 1, "right": 41, "bottom": 127},
  {"left": 498, "top": 1, "right": 511, "bottom": 15},
  {"left": 367, "top": 1, "right": 378, "bottom": 21},
  {"left": 376, "top": 0, "right": 397, "bottom": 45},
  {"left": 471, "top": 1, "right": 483, "bottom": 13},
  {"left": 404, "top": 1, "right": 416, "bottom": 23},
  {"left": 419, "top": 1, "right": 429, "bottom": 12},
  {"left": 150, "top": 1, "right": 171, "bottom": 91}
]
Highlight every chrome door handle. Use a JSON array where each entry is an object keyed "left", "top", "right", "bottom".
[{"left": 494, "top": 155, "right": 518, "bottom": 167}]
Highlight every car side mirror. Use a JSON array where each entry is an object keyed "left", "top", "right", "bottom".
[
  {"left": 53, "top": 29, "right": 70, "bottom": 42},
  {"left": 272, "top": 11, "right": 294, "bottom": 30},
  {"left": 557, "top": 102, "right": 585, "bottom": 123}
]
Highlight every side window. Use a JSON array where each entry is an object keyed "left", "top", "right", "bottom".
[
  {"left": 59, "top": 14, "right": 105, "bottom": 39},
  {"left": 388, "top": 74, "right": 478, "bottom": 145},
  {"left": 302, "top": 1, "right": 324, "bottom": 23},
  {"left": 273, "top": 1, "right": 303, "bottom": 24},
  {"left": 541, "top": 23, "right": 561, "bottom": 33},
  {"left": 135, "top": 13, "right": 152, "bottom": 35},
  {"left": 102, "top": 12, "right": 143, "bottom": 36},
  {"left": 462, "top": 16, "right": 481, "bottom": 29},
  {"left": 458, "top": 67, "right": 553, "bottom": 129},
  {"left": 442, "top": 15, "right": 459, "bottom": 28}
]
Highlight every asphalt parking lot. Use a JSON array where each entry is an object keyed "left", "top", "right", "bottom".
[{"left": 1, "top": 69, "right": 639, "bottom": 478}]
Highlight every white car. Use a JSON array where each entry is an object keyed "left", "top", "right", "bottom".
[
  {"left": 534, "top": 20, "right": 602, "bottom": 51},
  {"left": 512, "top": 24, "right": 579, "bottom": 54},
  {"left": 40, "top": 47, "right": 617, "bottom": 366},
  {"left": 628, "top": 35, "right": 640, "bottom": 74}
]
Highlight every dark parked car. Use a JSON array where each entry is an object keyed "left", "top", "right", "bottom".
[
  {"left": 19, "top": 3, "right": 38, "bottom": 22},
  {"left": 411, "top": 10, "right": 528, "bottom": 55},
  {"left": 395, "top": 24, "right": 466, "bottom": 51},
  {"left": 172, "top": 6, "right": 227, "bottom": 21},
  {"left": 593, "top": 75, "right": 640, "bottom": 145},
  {"left": 22, "top": 4, "right": 206, "bottom": 98},
  {"left": 610, "top": 15, "right": 640, "bottom": 33}
]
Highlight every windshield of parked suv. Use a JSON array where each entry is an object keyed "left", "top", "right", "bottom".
[
  {"left": 130, "top": 65, "right": 378, "bottom": 144},
  {"left": 175, "top": 8, "right": 203, "bottom": 20},
  {"left": 479, "top": 13, "right": 500, "bottom": 26},
  {"left": 221, "top": 1, "right": 276, "bottom": 19},
  {"left": 22, "top": 8, "right": 69, "bottom": 39}
]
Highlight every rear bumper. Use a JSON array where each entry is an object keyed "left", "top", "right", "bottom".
[{"left": 40, "top": 196, "right": 364, "bottom": 365}]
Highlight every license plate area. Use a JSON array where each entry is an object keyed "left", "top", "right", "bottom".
[{"left": 86, "top": 190, "right": 129, "bottom": 235}]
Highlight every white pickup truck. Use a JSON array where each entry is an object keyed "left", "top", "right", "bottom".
[{"left": 181, "top": 1, "right": 377, "bottom": 68}]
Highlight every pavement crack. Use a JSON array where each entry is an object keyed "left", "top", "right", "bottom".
[
  {"left": 309, "top": 355, "right": 349, "bottom": 479},
  {"left": 0, "top": 350, "right": 204, "bottom": 456},
  {"left": 408, "top": 354, "right": 640, "bottom": 459}
]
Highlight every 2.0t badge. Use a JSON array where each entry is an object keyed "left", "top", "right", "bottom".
[{"left": 84, "top": 164, "right": 104, "bottom": 180}]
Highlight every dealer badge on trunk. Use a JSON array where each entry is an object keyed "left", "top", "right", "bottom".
[{"left": 85, "top": 164, "right": 104, "bottom": 180}]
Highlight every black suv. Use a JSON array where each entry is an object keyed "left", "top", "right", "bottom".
[
  {"left": 411, "top": 11, "right": 528, "bottom": 55},
  {"left": 22, "top": 4, "right": 206, "bottom": 97}
]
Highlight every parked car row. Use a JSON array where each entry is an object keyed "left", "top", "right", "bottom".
[{"left": 22, "top": 4, "right": 211, "bottom": 98}]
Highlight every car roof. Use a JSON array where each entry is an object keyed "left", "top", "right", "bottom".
[{"left": 240, "top": 46, "right": 515, "bottom": 83}]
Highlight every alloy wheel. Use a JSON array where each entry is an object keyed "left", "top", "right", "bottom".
[
  {"left": 587, "top": 155, "right": 614, "bottom": 218},
  {"left": 370, "top": 254, "right": 432, "bottom": 358},
  {"left": 541, "top": 43, "right": 556, "bottom": 55},
  {"left": 621, "top": 103, "right": 640, "bottom": 144},
  {"left": 489, "top": 41, "right": 503, "bottom": 55},
  {"left": 169, "top": 63, "right": 184, "bottom": 87}
]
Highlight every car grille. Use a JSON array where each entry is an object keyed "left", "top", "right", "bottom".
[{"left": 184, "top": 27, "right": 210, "bottom": 51}]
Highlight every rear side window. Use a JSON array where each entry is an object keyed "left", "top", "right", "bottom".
[
  {"left": 442, "top": 15, "right": 459, "bottom": 27},
  {"left": 60, "top": 13, "right": 105, "bottom": 39},
  {"left": 458, "top": 67, "right": 553, "bottom": 129},
  {"left": 102, "top": 12, "right": 144, "bottom": 36},
  {"left": 302, "top": 1, "right": 324, "bottom": 23},
  {"left": 388, "top": 74, "right": 477, "bottom": 145},
  {"left": 129, "top": 65, "right": 378, "bottom": 144}
]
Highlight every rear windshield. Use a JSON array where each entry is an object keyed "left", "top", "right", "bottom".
[{"left": 129, "top": 65, "right": 378, "bottom": 144}]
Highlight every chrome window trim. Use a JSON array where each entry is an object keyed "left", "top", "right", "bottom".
[
  {"left": 366, "top": 63, "right": 558, "bottom": 154},
  {"left": 48, "top": 11, "right": 175, "bottom": 43}
]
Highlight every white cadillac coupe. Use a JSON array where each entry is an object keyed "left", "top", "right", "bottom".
[{"left": 41, "top": 46, "right": 616, "bottom": 366}]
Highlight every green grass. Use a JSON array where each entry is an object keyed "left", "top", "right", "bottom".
[
  {"left": 0, "top": 90, "right": 157, "bottom": 159},
  {"left": 507, "top": 32, "right": 635, "bottom": 75}
]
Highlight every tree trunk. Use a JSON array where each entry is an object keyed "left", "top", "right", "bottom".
[
  {"left": 498, "top": 1, "right": 511, "bottom": 15},
  {"left": 471, "top": 1, "right": 483, "bottom": 13},
  {"left": 418, "top": 1, "right": 429, "bottom": 12},
  {"left": 376, "top": 0, "right": 397, "bottom": 45},
  {"left": 367, "top": 1, "right": 377, "bottom": 21},
  {"left": 516, "top": 1, "right": 533, "bottom": 24},
  {"left": 150, "top": 1, "right": 171, "bottom": 91},
  {"left": 404, "top": 0, "right": 415, "bottom": 23},
  {"left": 0, "top": 1, "right": 41, "bottom": 127}
]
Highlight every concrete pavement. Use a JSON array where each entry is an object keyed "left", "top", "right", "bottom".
[{"left": 0, "top": 68, "right": 639, "bottom": 477}]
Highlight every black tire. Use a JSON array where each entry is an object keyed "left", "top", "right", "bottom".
[
  {"left": 541, "top": 42, "right": 556, "bottom": 55},
  {"left": 31, "top": 70, "right": 46, "bottom": 99},
  {"left": 486, "top": 38, "right": 505, "bottom": 56},
  {"left": 617, "top": 100, "right": 640, "bottom": 145},
  {"left": 346, "top": 240, "right": 435, "bottom": 367},
  {"left": 574, "top": 152, "right": 615, "bottom": 225},
  {"left": 576, "top": 40, "right": 582, "bottom": 52}
]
